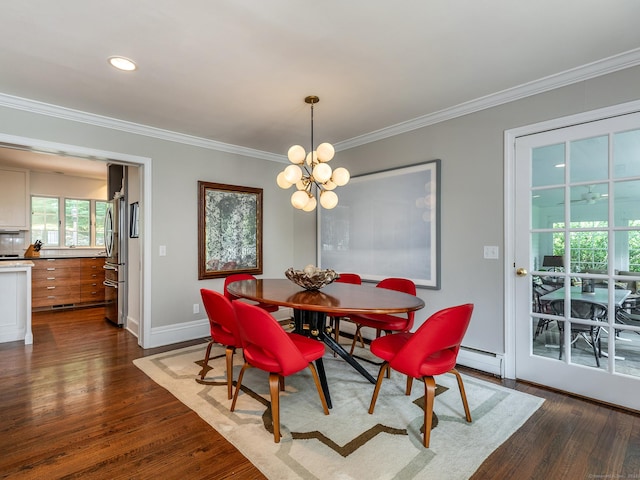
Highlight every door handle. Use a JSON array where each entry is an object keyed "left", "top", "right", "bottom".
[{"left": 516, "top": 267, "right": 528, "bottom": 277}]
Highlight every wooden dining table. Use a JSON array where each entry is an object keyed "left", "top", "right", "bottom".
[{"left": 226, "top": 278, "right": 425, "bottom": 408}]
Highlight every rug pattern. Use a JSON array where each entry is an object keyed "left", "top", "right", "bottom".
[{"left": 134, "top": 343, "right": 544, "bottom": 480}]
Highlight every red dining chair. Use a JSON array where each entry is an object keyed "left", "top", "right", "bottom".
[
  {"left": 199, "top": 288, "right": 243, "bottom": 399},
  {"left": 230, "top": 301, "right": 329, "bottom": 443},
  {"left": 224, "top": 273, "right": 279, "bottom": 313},
  {"left": 346, "top": 277, "right": 417, "bottom": 355},
  {"left": 368, "top": 303, "right": 474, "bottom": 448},
  {"left": 329, "top": 273, "right": 362, "bottom": 346}
]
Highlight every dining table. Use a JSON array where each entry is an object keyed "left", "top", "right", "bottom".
[
  {"left": 539, "top": 286, "right": 631, "bottom": 306},
  {"left": 226, "top": 278, "right": 425, "bottom": 408}
]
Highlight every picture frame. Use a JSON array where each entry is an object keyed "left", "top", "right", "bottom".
[
  {"left": 129, "top": 202, "right": 139, "bottom": 238},
  {"left": 318, "top": 160, "right": 441, "bottom": 289},
  {"left": 198, "top": 181, "right": 263, "bottom": 280}
]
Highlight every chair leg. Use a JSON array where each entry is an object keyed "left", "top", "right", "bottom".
[
  {"left": 224, "top": 346, "right": 235, "bottom": 400},
  {"left": 349, "top": 325, "right": 365, "bottom": 355},
  {"left": 405, "top": 376, "right": 413, "bottom": 395},
  {"left": 307, "top": 362, "right": 330, "bottom": 415},
  {"left": 368, "top": 362, "right": 390, "bottom": 414},
  {"left": 269, "top": 373, "right": 281, "bottom": 443},
  {"left": 230, "top": 362, "right": 251, "bottom": 411},
  {"left": 422, "top": 376, "right": 436, "bottom": 448},
  {"left": 449, "top": 368, "right": 472, "bottom": 422},
  {"left": 199, "top": 340, "right": 214, "bottom": 379}
]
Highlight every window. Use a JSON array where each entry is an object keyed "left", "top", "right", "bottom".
[
  {"left": 31, "top": 196, "right": 108, "bottom": 248},
  {"left": 31, "top": 196, "right": 59, "bottom": 246}
]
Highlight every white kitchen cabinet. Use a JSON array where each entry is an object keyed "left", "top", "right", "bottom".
[
  {"left": 0, "top": 167, "right": 30, "bottom": 230},
  {"left": 0, "top": 261, "right": 33, "bottom": 344}
]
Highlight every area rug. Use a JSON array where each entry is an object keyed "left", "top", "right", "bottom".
[{"left": 134, "top": 343, "right": 543, "bottom": 480}]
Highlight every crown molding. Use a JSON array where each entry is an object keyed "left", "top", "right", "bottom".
[
  {"left": 334, "top": 47, "right": 640, "bottom": 151},
  {"left": 0, "top": 93, "right": 286, "bottom": 163},
  {"left": 1, "top": 47, "right": 639, "bottom": 159}
]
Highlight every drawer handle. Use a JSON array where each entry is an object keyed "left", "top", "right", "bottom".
[
  {"left": 47, "top": 277, "right": 56, "bottom": 280},
  {"left": 47, "top": 296, "right": 56, "bottom": 299},
  {"left": 47, "top": 268, "right": 56, "bottom": 271},
  {"left": 47, "top": 286, "right": 56, "bottom": 290}
]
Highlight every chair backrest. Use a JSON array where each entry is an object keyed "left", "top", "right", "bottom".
[
  {"left": 390, "top": 304, "right": 474, "bottom": 376},
  {"left": 376, "top": 277, "right": 418, "bottom": 329},
  {"left": 335, "top": 273, "right": 362, "bottom": 285},
  {"left": 549, "top": 299, "right": 608, "bottom": 322},
  {"left": 200, "top": 288, "right": 242, "bottom": 346},
  {"left": 224, "top": 273, "right": 256, "bottom": 301},
  {"left": 233, "top": 301, "right": 308, "bottom": 376}
]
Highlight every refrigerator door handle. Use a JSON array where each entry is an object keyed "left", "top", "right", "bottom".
[
  {"left": 104, "top": 279, "right": 119, "bottom": 288},
  {"left": 103, "top": 264, "right": 117, "bottom": 271}
]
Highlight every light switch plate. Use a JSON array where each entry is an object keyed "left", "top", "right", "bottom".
[
  {"left": 159, "top": 245, "right": 167, "bottom": 256},
  {"left": 484, "top": 246, "right": 499, "bottom": 259}
]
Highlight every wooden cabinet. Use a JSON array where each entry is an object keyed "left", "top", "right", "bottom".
[
  {"left": 32, "top": 258, "right": 106, "bottom": 310},
  {"left": 0, "top": 167, "right": 30, "bottom": 230},
  {"left": 80, "top": 257, "right": 106, "bottom": 303}
]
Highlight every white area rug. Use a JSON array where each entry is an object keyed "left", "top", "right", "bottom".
[{"left": 134, "top": 343, "right": 543, "bottom": 480}]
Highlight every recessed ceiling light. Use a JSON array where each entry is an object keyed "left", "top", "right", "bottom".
[
  {"left": 108, "top": 56, "right": 137, "bottom": 72},
  {"left": 554, "top": 163, "right": 565, "bottom": 168}
]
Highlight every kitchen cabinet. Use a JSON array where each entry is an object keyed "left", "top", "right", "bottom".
[
  {"left": 32, "top": 257, "right": 106, "bottom": 310},
  {"left": 0, "top": 260, "right": 33, "bottom": 344},
  {"left": 0, "top": 167, "right": 30, "bottom": 230}
]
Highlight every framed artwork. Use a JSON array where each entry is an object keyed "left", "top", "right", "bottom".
[
  {"left": 318, "top": 160, "right": 441, "bottom": 289},
  {"left": 198, "top": 181, "right": 263, "bottom": 280}
]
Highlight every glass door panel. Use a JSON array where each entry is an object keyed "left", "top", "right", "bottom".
[{"left": 515, "top": 112, "right": 640, "bottom": 410}]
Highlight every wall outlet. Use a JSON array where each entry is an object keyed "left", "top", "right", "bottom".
[{"left": 193, "top": 303, "right": 199, "bottom": 314}]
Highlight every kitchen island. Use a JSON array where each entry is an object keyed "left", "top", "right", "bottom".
[{"left": 0, "top": 260, "right": 34, "bottom": 344}]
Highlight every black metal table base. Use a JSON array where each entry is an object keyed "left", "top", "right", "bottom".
[{"left": 292, "top": 309, "right": 377, "bottom": 409}]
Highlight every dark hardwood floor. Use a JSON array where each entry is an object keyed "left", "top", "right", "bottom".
[{"left": 1, "top": 307, "right": 639, "bottom": 479}]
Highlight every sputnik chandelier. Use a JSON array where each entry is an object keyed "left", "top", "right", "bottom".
[{"left": 276, "top": 96, "right": 350, "bottom": 211}]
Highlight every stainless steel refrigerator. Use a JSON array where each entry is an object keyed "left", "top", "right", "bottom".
[{"left": 104, "top": 194, "right": 127, "bottom": 326}]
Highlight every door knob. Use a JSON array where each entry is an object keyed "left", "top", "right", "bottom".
[{"left": 516, "top": 268, "right": 528, "bottom": 277}]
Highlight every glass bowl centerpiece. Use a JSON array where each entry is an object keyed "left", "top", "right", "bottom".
[{"left": 285, "top": 265, "right": 338, "bottom": 290}]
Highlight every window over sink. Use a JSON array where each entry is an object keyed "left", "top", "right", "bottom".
[{"left": 31, "top": 195, "right": 108, "bottom": 248}]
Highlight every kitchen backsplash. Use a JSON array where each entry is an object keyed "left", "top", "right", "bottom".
[
  {"left": 0, "top": 231, "right": 27, "bottom": 256},
  {"left": 0, "top": 232, "right": 106, "bottom": 257}
]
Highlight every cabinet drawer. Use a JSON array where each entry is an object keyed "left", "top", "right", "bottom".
[
  {"left": 32, "top": 284, "right": 80, "bottom": 299},
  {"left": 33, "top": 258, "right": 83, "bottom": 269},
  {"left": 81, "top": 284, "right": 105, "bottom": 302}
]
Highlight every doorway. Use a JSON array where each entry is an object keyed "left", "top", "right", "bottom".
[
  {"left": 507, "top": 103, "right": 640, "bottom": 410},
  {"left": 0, "top": 133, "right": 151, "bottom": 347}
]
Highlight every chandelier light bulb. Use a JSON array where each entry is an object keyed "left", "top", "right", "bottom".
[
  {"left": 302, "top": 196, "right": 317, "bottom": 212},
  {"left": 288, "top": 145, "right": 306, "bottom": 164},
  {"left": 316, "top": 143, "right": 335, "bottom": 162},
  {"left": 295, "top": 179, "right": 307, "bottom": 190},
  {"left": 291, "top": 190, "right": 310, "bottom": 209},
  {"left": 283, "top": 164, "right": 303, "bottom": 184},
  {"left": 332, "top": 167, "right": 350, "bottom": 186},
  {"left": 305, "top": 151, "right": 318, "bottom": 166},
  {"left": 320, "top": 190, "right": 338, "bottom": 209},
  {"left": 277, "top": 171, "right": 292, "bottom": 189},
  {"left": 313, "top": 163, "right": 332, "bottom": 184},
  {"left": 323, "top": 180, "right": 337, "bottom": 191}
]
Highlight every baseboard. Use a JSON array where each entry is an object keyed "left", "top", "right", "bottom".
[
  {"left": 147, "top": 318, "right": 210, "bottom": 349},
  {"left": 457, "top": 347, "right": 504, "bottom": 377},
  {"left": 126, "top": 315, "right": 140, "bottom": 338}
]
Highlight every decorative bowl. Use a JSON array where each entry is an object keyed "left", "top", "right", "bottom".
[{"left": 285, "top": 267, "right": 339, "bottom": 290}]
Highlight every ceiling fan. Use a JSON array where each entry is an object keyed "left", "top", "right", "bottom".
[{"left": 559, "top": 185, "right": 607, "bottom": 205}]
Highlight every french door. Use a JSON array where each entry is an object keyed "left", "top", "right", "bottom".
[{"left": 513, "top": 110, "right": 640, "bottom": 410}]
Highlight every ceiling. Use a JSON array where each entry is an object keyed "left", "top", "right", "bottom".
[{"left": 1, "top": 1, "right": 640, "bottom": 179}]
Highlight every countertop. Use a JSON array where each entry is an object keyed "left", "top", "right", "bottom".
[
  {"left": 0, "top": 254, "right": 107, "bottom": 261},
  {"left": 0, "top": 260, "right": 35, "bottom": 268}
]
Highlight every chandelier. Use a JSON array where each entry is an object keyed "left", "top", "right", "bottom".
[{"left": 276, "top": 95, "right": 350, "bottom": 211}]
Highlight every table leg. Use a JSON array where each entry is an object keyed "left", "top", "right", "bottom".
[
  {"left": 293, "top": 309, "right": 376, "bottom": 385},
  {"left": 314, "top": 358, "right": 332, "bottom": 409}
]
